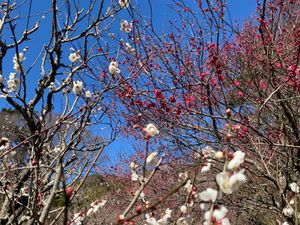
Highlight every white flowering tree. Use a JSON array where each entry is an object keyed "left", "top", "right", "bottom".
[{"left": 0, "top": 0, "right": 132, "bottom": 224}]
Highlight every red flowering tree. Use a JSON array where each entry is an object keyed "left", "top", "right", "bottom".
[{"left": 99, "top": 0, "right": 300, "bottom": 224}]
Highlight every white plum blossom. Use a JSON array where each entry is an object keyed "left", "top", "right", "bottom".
[
  {"left": 87, "top": 199, "right": 106, "bottom": 216},
  {"left": 199, "top": 188, "right": 218, "bottom": 202},
  {"left": 213, "top": 206, "right": 228, "bottom": 220},
  {"left": 201, "top": 162, "right": 211, "bottom": 173},
  {"left": 184, "top": 180, "right": 193, "bottom": 193},
  {"left": 144, "top": 123, "right": 159, "bottom": 137},
  {"left": 131, "top": 171, "right": 139, "bottom": 181},
  {"left": 144, "top": 209, "right": 172, "bottom": 225},
  {"left": 108, "top": 61, "right": 121, "bottom": 75},
  {"left": 120, "top": 20, "right": 132, "bottom": 33},
  {"left": 85, "top": 90, "right": 92, "bottom": 98},
  {"left": 130, "top": 162, "right": 138, "bottom": 170},
  {"left": 49, "top": 82, "right": 55, "bottom": 91},
  {"left": 91, "top": 199, "right": 106, "bottom": 209},
  {"left": 7, "top": 73, "right": 20, "bottom": 92},
  {"left": 215, "top": 151, "right": 224, "bottom": 159},
  {"left": 119, "top": 0, "right": 129, "bottom": 8},
  {"left": 53, "top": 146, "right": 61, "bottom": 153},
  {"left": 86, "top": 208, "right": 94, "bottom": 217},
  {"left": 180, "top": 205, "right": 187, "bottom": 214},
  {"left": 204, "top": 205, "right": 229, "bottom": 225},
  {"left": 139, "top": 191, "right": 146, "bottom": 202},
  {"left": 69, "top": 52, "right": 81, "bottom": 63},
  {"left": 289, "top": 182, "right": 299, "bottom": 193},
  {"left": 70, "top": 212, "right": 84, "bottom": 225},
  {"left": 130, "top": 161, "right": 141, "bottom": 181},
  {"left": 282, "top": 222, "right": 290, "bottom": 225},
  {"left": 125, "top": 42, "right": 136, "bottom": 55},
  {"left": 13, "top": 63, "right": 22, "bottom": 73},
  {"left": 146, "top": 152, "right": 158, "bottom": 166},
  {"left": 157, "top": 208, "right": 172, "bottom": 225},
  {"left": 283, "top": 205, "right": 294, "bottom": 218},
  {"left": 178, "top": 172, "right": 188, "bottom": 181},
  {"left": 13, "top": 53, "right": 25, "bottom": 73},
  {"left": 227, "top": 151, "right": 245, "bottom": 170},
  {"left": 13, "top": 53, "right": 25, "bottom": 63},
  {"left": 193, "top": 151, "right": 201, "bottom": 158},
  {"left": 145, "top": 214, "right": 157, "bottom": 225},
  {"left": 216, "top": 169, "right": 246, "bottom": 194},
  {"left": 221, "top": 218, "right": 231, "bottom": 225},
  {"left": 200, "top": 147, "right": 214, "bottom": 173},
  {"left": 204, "top": 211, "right": 213, "bottom": 223},
  {"left": 8, "top": 73, "right": 17, "bottom": 80},
  {"left": 9, "top": 72, "right": 16, "bottom": 80},
  {"left": 201, "top": 146, "right": 215, "bottom": 158},
  {"left": 73, "top": 81, "right": 83, "bottom": 95}
]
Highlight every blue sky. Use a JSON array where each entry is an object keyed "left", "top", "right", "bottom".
[
  {"left": 136, "top": 0, "right": 257, "bottom": 28},
  {"left": 227, "top": 0, "right": 256, "bottom": 21}
]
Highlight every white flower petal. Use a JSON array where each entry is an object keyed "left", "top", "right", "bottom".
[
  {"left": 199, "top": 188, "right": 218, "bottom": 202},
  {"left": 227, "top": 151, "right": 245, "bottom": 170}
]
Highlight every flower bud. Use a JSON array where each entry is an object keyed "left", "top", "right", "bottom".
[
  {"left": 135, "top": 205, "right": 142, "bottom": 214},
  {"left": 180, "top": 205, "right": 187, "bottom": 214},
  {"left": 214, "top": 151, "right": 224, "bottom": 159},
  {"left": 117, "top": 214, "right": 125, "bottom": 223},
  {"left": 225, "top": 109, "right": 231, "bottom": 117},
  {"left": 65, "top": 187, "right": 74, "bottom": 199}
]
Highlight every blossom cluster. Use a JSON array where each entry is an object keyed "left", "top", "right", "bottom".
[
  {"left": 69, "top": 199, "right": 107, "bottom": 225},
  {"left": 216, "top": 151, "right": 246, "bottom": 195},
  {"left": 281, "top": 182, "right": 300, "bottom": 221},
  {"left": 119, "top": 0, "right": 129, "bottom": 8},
  {"left": 198, "top": 149, "right": 246, "bottom": 225},
  {"left": 73, "top": 81, "right": 83, "bottom": 95},
  {"left": 69, "top": 52, "right": 81, "bottom": 63},
  {"left": 7, "top": 72, "right": 20, "bottom": 92},
  {"left": 0, "top": 54, "right": 26, "bottom": 92},
  {"left": 144, "top": 123, "right": 159, "bottom": 138},
  {"left": 109, "top": 61, "right": 121, "bottom": 75},
  {"left": 120, "top": 121, "right": 247, "bottom": 225},
  {"left": 120, "top": 20, "right": 133, "bottom": 33},
  {"left": 144, "top": 145, "right": 246, "bottom": 225},
  {"left": 145, "top": 208, "right": 172, "bottom": 225},
  {"left": 124, "top": 42, "right": 136, "bottom": 55},
  {"left": 13, "top": 52, "right": 25, "bottom": 73}
]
